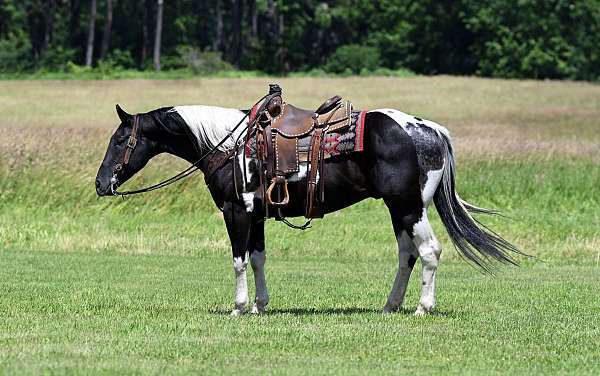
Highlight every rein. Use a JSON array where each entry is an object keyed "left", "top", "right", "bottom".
[
  {"left": 111, "top": 94, "right": 268, "bottom": 196},
  {"left": 109, "top": 91, "right": 311, "bottom": 231}
]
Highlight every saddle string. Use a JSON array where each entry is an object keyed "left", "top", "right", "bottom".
[{"left": 113, "top": 94, "right": 269, "bottom": 196}]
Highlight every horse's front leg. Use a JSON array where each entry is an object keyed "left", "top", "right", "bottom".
[
  {"left": 223, "top": 201, "right": 252, "bottom": 316},
  {"left": 248, "top": 219, "right": 269, "bottom": 314}
]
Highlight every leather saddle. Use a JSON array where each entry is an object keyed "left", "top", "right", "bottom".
[{"left": 249, "top": 84, "right": 352, "bottom": 220}]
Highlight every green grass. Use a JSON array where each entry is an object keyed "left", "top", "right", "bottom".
[
  {"left": 1, "top": 77, "right": 599, "bottom": 374},
  {"left": 1, "top": 251, "right": 599, "bottom": 375},
  {"left": 2, "top": 157, "right": 598, "bottom": 261}
]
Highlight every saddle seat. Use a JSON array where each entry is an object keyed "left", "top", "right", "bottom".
[
  {"left": 268, "top": 99, "right": 352, "bottom": 175},
  {"left": 251, "top": 86, "right": 353, "bottom": 220}
]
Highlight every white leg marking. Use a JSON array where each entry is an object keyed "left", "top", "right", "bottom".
[
  {"left": 242, "top": 192, "right": 255, "bottom": 213},
  {"left": 231, "top": 251, "right": 249, "bottom": 316},
  {"left": 412, "top": 209, "right": 441, "bottom": 316},
  {"left": 383, "top": 231, "right": 418, "bottom": 313},
  {"left": 250, "top": 251, "right": 269, "bottom": 314}
]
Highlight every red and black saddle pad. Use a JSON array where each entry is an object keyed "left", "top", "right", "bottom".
[
  {"left": 322, "top": 110, "right": 367, "bottom": 158},
  {"left": 245, "top": 110, "right": 367, "bottom": 160}
]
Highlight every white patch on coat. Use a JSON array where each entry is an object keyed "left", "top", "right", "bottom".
[
  {"left": 242, "top": 192, "right": 255, "bottom": 212},
  {"left": 287, "top": 162, "right": 309, "bottom": 182},
  {"left": 172, "top": 105, "right": 247, "bottom": 151},
  {"left": 231, "top": 252, "right": 249, "bottom": 316},
  {"left": 413, "top": 208, "right": 434, "bottom": 244},
  {"left": 422, "top": 167, "right": 444, "bottom": 206},
  {"left": 237, "top": 151, "right": 256, "bottom": 192},
  {"left": 369, "top": 108, "right": 451, "bottom": 139}
]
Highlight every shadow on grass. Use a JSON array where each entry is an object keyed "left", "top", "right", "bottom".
[{"left": 209, "top": 306, "right": 459, "bottom": 317}]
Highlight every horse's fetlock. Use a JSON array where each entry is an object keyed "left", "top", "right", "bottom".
[{"left": 235, "top": 297, "right": 248, "bottom": 309}]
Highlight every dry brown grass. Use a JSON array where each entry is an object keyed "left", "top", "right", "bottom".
[{"left": 1, "top": 76, "right": 599, "bottom": 163}]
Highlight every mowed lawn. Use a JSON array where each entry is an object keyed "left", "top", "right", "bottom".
[
  {"left": 1, "top": 77, "right": 600, "bottom": 374},
  {"left": 1, "top": 251, "right": 599, "bottom": 375}
]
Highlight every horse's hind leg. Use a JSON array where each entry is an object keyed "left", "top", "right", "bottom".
[
  {"left": 383, "top": 204, "right": 418, "bottom": 313},
  {"left": 385, "top": 199, "right": 442, "bottom": 315},
  {"left": 410, "top": 209, "right": 442, "bottom": 316}
]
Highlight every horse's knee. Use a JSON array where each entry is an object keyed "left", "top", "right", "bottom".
[{"left": 250, "top": 250, "right": 266, "bottom": 270}]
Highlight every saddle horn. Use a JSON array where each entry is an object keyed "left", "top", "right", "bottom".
[{"left": 315, "top": 95, "right": 342, "bottom": 116}]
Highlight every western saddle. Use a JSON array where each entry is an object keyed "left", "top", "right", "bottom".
[{"left": 248, "top": 84, "right": 353, "bottom": 221}]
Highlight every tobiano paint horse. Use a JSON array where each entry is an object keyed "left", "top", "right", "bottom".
[{"left": 95, "top": 102, "right": 522, "bottom": 316}]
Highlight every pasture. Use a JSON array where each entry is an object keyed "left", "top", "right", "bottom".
[{"left": 1, "top": 77, "right": 599, "bottom": 374}]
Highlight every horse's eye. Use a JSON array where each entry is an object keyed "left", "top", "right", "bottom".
[{"left": 115, "top": 135, "right": 128, "bottom": 144}]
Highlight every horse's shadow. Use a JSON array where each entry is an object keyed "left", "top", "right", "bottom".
[{"left": 209, "top": 306, "right": 458, "bottom": 317}]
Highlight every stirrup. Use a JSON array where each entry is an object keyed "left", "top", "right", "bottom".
[{"left": 265, "top": 177, "right": 289, "bottom": 207}]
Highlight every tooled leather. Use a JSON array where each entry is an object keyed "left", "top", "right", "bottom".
[{"left": 258, "top": 96, "right": 353, "bottom": 219}]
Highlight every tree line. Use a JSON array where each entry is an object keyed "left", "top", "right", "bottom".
[{"left": 1, "top": 0, "right": 599, "bottom": 80}]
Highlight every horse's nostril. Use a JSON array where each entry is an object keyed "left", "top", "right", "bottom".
[{"left": 95, "top": 179, "right": 101, "bottom": 188}]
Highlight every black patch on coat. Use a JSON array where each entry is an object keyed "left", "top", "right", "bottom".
[
  {"left": 403, "top": 122, "right": 444, "bottom": 189},
  {"left": 408, "top": 255, "right": 417, "bottom": 269}
]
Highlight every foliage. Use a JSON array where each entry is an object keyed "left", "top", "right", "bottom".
[
  {"left": 1, "top": 0, "right": 600, "bottom": 80},
  {"left": 0, "top": 30, "right": 32, "bottom": 72},
  {"left": 37, "top": 45, "right": 77, "bottom": 71},
  {"left": 65, "top": 62, "right": 93, "bottom": 75},
  {"left": 175, "top": 46, "right": 234, "bottom": 74},
  {"left": 324, "top": 44, "right": 381, "bottom": 74},
  {"left": 462, "top": 0, "right": 600, "bottom": 80},
  {"left": 98, "top": 49, "right": 136, "bottom": 70}
]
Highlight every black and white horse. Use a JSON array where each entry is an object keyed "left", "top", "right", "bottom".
[{"left": 96, "top": 103, "right": 520, "bottom": 316}]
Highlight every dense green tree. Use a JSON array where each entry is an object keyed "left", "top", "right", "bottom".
[{"left": 0, "top": 0, "right": 598, "bottom": 80}]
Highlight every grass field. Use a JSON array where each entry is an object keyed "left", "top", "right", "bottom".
[{"left": 1, "top": 77, "right": 599, "bottom": 374}]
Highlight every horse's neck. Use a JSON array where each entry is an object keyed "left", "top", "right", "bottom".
[
  {"left": 171, "top": 105, "right": 246, "bottom": 152},
  {"left": 151, "top": 116, "right": 207, "bottom": 169},
  {"left": 150, "top": 105, "right": 245, "bottom": 174}
]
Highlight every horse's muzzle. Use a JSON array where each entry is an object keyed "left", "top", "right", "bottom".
[{"left": 95, "top": 176, "right": 118, "bottom": 196}]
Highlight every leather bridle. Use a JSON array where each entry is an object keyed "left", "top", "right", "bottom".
[
  {"left": 110, "top": 114, "right": 140, "bottom": 194},
  {"left": 108, "top": 93, "right": 270, "bottom": 197}
]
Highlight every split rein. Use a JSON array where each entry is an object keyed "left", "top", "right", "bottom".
[
  {"left": 110, "top": 94, "right": 268, "bottom": 197},
  {"left": 109, "top": 93, "right": 311, "bottom": 230}
]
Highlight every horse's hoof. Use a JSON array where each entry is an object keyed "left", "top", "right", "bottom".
[
  {"left": 382, "top": 304, "right": 398, "bottom": 314},
  {"left": 251, "top": 303, "right": 266, "bottom": 314},
  {"left": 414, "top": 305, "right": 429, "bottom": 316},
  {"left": 230, "top": 308, "right": 245, "bottom": 317}
]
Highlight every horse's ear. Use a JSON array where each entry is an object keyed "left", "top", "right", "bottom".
[{"left": 115, "top": 104, "right": 131, "bottom": 123}]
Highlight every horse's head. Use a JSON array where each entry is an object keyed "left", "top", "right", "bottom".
[{"left": 95, "top": 105, "right": 159, "bottom": 196}]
